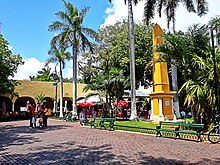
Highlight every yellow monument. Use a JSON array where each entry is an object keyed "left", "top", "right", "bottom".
[{"left": 149, "top": 24, "right": 176, "bottom": 122}]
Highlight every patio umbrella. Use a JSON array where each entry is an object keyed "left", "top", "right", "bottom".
[
  {"left": 84, "top": 102, "right": 94, "bottom": 107},
  {"left": 76, "top": 102, "right": 94, "bottom": 107},
  {"left": 114, "top": 100, "right": 128, "bottom": 107}
]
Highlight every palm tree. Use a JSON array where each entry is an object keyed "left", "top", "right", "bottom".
[
  {"left": 144, "top": 0, "right": 208, "bottom": 32},
  {"left": 30, "top": 66, "right": 52, "bottom": 81},
  {"left": 144, "top": 0, "right": 208, "bottom": 118},
  {"left": 48, "top": 0, "right": 95, "bottom": 115},
  {"left": 35, "top": 93, "right": 46, "bottom": 104},
  {"left": 45, "top": 46, "right": 71, "bottom": 117},
  {"left": 179, "top": 48, "right": 220, "bottom": 125},
  {"left": 108, "top": 0, "right": 138, "bottom": 120}
]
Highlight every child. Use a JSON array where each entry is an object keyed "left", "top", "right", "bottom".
[{"left": 38, "top": 117, "right": 43, "bottom": 128}]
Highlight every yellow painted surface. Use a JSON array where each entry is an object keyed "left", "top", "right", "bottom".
[
  {"left": 162, "top": 98, "right": 172, "bottom": 115},
  {"left": 1, "top": 80, "right": 92, "bottom": 103},
  {"left": 150, "top": 24, "right": 175, "bottom": 120},
  {"left": 153, "top": 99, "right": 159, "bottom": 115}
]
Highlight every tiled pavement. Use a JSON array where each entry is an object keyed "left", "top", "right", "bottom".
[{"left": 0, "top": 119, "right": 220, "bottom": 165}]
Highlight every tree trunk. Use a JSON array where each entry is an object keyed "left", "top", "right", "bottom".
[
  {"left": 59, "top": 62, "right": 63, "bottom": 118},
  {"left": 128, "top": 0, "right": 137, "bottom": 121},
  {"left": 72, "top": 46, "right": 78, "bottom": 115},
  {"left": 171, "top": 61, "right": 181, "bottom": 118}
]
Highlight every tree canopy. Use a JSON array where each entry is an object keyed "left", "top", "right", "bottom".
[
  {"left": 79, "top": 20, "right": 153, "bottom": 103},
  {"left": 0, "top": 34, "right": 23, "bottom": 94}
]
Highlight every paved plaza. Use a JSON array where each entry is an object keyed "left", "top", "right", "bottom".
[{"left": 0, "top": 119, "right": 220, "bottom": 165}]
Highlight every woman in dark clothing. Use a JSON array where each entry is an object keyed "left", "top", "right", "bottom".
[{"left": 42, "top": 106, "right": 49, "bottom": 128}]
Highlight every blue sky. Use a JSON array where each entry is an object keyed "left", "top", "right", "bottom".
[
  {"left": 0, "top": 0, "right": 219, "bottom": 80},
  {"left": 0, "top": 0, "right": 109, "bottom": 61}
]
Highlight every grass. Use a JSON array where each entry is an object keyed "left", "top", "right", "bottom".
[
  {"left": 115, "top": 120, "right": 157, "bottom": 129},
  {"left": 185, "top": 117, "right": 194, "bottom": 123},
  {"left": 114, "top": 119, "right": 158, "bottom": 135},
  {"left": 51, "top": 116, "right": 197, "bottom": 136}
]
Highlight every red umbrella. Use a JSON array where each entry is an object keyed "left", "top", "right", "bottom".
[
  {"left": 76, "top": 102, "right": 83, "bottom": 106},
  {"left": 76, "top": 102, "right": 94, "bottom": 107},
  {"left": 84, "top": 102, "right": 94, "bottom": 107},
  {"left": 114, "top": 100, "right": 128, "bottom": 107}
]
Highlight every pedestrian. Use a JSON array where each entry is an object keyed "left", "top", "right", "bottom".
[
  {"left": 79, "top": 110, "right": 85, "bottom": 126},
  {"left": 180, "top": 110, "right": 186, "bottom": 119},
  {"left": 91, "top": 107, "right": 96, "bottom": 118},
  {"left": 42, "top": 106, "right": 50, "bottom": 128},
  {"left": 28, "top": 104, "right": 36, "bottom": 128}
]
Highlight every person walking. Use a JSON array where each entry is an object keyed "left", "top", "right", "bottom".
[
  {"left": 28, "top": 104, "right": 36, "bottom": 128},
  {"left": 42, "top": 106, "right": 51, "bottom": 128}
]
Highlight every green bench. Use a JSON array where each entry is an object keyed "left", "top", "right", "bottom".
[
  {"left": 89, "top": 117, "right": 116, "bottom": 131},
  {"left": 156, "top": 121, "right": 204, "bottom": 142},
  {"left": 63, "top": 113, "right": 77, "bottom": 122}
]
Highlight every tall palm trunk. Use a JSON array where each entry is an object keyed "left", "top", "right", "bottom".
[
  {"left": 72, "top": 46, "right": 78, "bottom": 115},
  {"left": 171, "top": 61, "right": 181, "bottom": 118},
  {"left": 128, "top": 0, "right": 137, "bottom": 120},
  {"left": 59, "top": 62, "right": 64, "bottom": 117}
]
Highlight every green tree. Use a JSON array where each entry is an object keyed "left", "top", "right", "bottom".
[
  {"left": 144, "top": 0, "right": 208, "bottom": 32},
  {"left": 0, "top": 34, "right": 23, "bottom": 94},
  {"left": 108, "top": 0, "right": 139, "bottom": 120},
  {"left": 158, "top": 23, "right": 216, "bottom": 126},
  {"left": 35, "top": 93, "right": 46, "bottom": 104},
  {"left": 45, "top": 46, "right": 71, "bottom": 117},
  {"left": 79, "top": 21, "right": 153, "bottom": 110},
  {"left": 179, "top": 48, "right": 220, "bottom": 127},
  {"left": 29, "top": 66, "right": 52, "bottom": 81},
  {"left": 48, "top": 0, "right": 95, "bottom": 114},
  {"left": 144, "top": 0, "right": 208, "bottom": 118}
]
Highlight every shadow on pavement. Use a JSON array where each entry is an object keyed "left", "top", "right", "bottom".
[
  {"left": 0, "top": 120, "right": 220, "bottom": 164},
  {"left": 0, "top": 123, "right": 70, "bottom": 149},
  {"left": 0, "top": 140, "right": 220, "bottom": 164}
]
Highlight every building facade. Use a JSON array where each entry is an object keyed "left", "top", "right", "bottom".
[{"left": 0, "top": 80, "right": 91, "bottom": 113}]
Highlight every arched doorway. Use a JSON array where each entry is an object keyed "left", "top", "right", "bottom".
[
  {"left": 14, "top": 97, "right": 35, "bottom": 112},
  {"left": 44, "top": 97, "right": 53, "bottom": 110},
  {"left": 63, "top": 97, "right": 72, "bottom": 111},
  {"left": 0, "top": 96, "right": 12, "bottom": 113}
]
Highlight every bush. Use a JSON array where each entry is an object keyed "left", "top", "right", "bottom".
[{"left": 0, "top": 113, "right": 10, "bottom": 122}]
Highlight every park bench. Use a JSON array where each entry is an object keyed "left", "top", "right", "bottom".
[
  {"left": 63, "top": 113, "right": 77, "bottom": 122},
  {"left": 89, "top": 117, "right": 116, "bottom": 131},
  {"left": 156, "top": 121, "right": 204, "bottom": 142}
]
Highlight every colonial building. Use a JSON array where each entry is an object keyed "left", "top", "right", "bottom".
[{"left": 0, "top": 80, "right": 91, "bottom": 113}]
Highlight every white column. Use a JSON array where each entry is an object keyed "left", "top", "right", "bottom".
[
  {"left": 53, "top": 100, "right": 56, "bottom": 113},
  {"left": 159, "top": 98, "right": 163, "bottom": 116},
  {"left": 64, "top": 100, "right": 67, "bottom": 113},
  {"left": 150, "top": 99, "right": 154, "bottom": 115},
  {"left": 12, "top": 102, "right": 15, "bottom": 112},
  {"left": 158, "top": 98, "right": 165, "bottom": 121}
]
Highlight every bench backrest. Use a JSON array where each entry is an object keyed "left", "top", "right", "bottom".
[
  {"left": 159, "top": 121, "right": 182, "bottom": 127},
  {"left": 95, "top": 117, "right": 104, "bottom": 121},
  {"left": 104, "top": 118, "right": 116, "bottom": 123},
  {"left": 159, "top": 121, "right": 204, "bottom": 129},
  {"left": 179, "top": 123, "right": 204, "bottom": 128}
]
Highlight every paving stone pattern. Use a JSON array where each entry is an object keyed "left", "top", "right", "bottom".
[{"left": 0, "top": 119, "right": 220, "bottom": 165}]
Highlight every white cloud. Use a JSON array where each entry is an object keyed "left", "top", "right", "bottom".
[
  {"left": 67, "top": 67, "right": 73, "bottom": 79},
  {"left": 102, "top": 0, "right": 220, "bottom": 31},
  {"left": 8, "top": 45, "right": 13, "bottom": 51},
  {"left": 11, "top": 57, "right": 73, "bottom": 80},
  {"left": 11, "top": 58, "right": 55, "bottom": 80}
]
